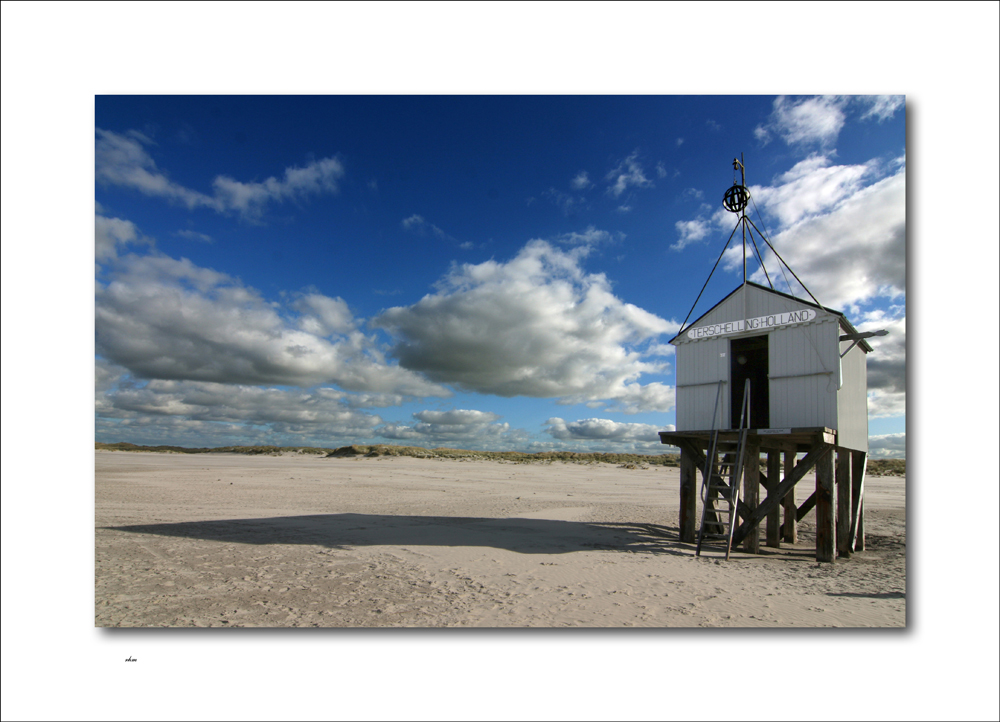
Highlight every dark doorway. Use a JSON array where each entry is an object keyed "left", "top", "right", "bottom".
[{"left": 730, "top": 335, "right": 769, "bottom": 429}]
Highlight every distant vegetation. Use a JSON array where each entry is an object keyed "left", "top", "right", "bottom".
[
  {"left": 94, "top": 441, "right": 904, "bottom": 474},
  {"left": 95, "top": 441, "right": 681, "bottom": 466}
]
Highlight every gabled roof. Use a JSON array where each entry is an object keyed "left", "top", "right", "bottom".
[{"left": 670, "top": 281, "right": 872, "bottom": 352}]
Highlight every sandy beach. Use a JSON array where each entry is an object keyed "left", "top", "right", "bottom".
[{"left": 95, "top": 450, "right": 905, "bottom": 628}]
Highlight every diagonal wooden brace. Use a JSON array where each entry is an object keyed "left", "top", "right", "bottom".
[{"left": 730, "top": 440, "right": 833, "bottom": 548}]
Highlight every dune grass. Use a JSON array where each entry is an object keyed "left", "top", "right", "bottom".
[{"left": 95, "top": 441, "right": 904, "bottom": 473}]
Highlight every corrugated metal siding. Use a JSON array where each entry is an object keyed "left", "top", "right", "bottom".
[
  {"left": 676, "top": 336, "right": 728, "bottom": 430},
  {"left": 675, "top": 285, "right": 870, "bottom": 438},
  {"left": 837, "top": 334, "right": 869, "bottom": 451},
  {"left": 768, "top": 318, "right": 839, "bottom": 430}
]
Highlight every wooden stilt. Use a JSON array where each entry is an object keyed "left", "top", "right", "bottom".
[
  {"left": 742, "top": 441, "right": 760, "bottom": 554},
  {"left": 816, "top": 446, "right": 835, "bottom": 563},
  {"left": 766, "top": 451, "right": 781, "bottom": 547},
  {"left": 782, "top": 450, "right": 796, "bottom": 543},
  {"left": 836, "top": 449, "right": 852, "bottom": 558},
  {"left": 850, "top": 450, "right": 867, "bottom": 552},
  {"left": 679, "top": 445, "right": 698, "bottom": 543}
]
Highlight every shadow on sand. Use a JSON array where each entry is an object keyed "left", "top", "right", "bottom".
[{"left": 108, "top": 514, "right": 692, "bottom": 556}]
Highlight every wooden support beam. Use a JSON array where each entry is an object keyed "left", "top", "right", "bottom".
[
  {"left": 816, "top": 444, "right": 836, "bottom": 563},
  {"left": 836, "top": 449, "right": 852, "bottom": 558},
  {"left": 679, "top": 445, "right": 698, "bottom": 543},
  {"left": 766, "top": 451, "right": 781, "bottom": 547},
  {"left": 731, "top": 440, "right": 832, "bottom": 549},
  {"left": 796, "top": 491, "right": 817, "bottom": 522},
  {"left": 782, "top": 450, "right": 796, "bottom": 543},
  {"left": 742, "top": 440, "right": 761, "bottom": 554},
  {"left": 850, "top": 450, "right": 867, "bottom": 552}
]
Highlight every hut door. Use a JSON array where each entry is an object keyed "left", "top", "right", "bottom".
[{"left": 730, "top": 335, "right": 769, "bottom": 429}]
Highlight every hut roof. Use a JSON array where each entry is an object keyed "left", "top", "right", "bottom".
[{"left": 670, "top": 281, "right": 873, "bottom": 352}]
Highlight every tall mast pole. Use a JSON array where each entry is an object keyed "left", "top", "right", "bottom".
[{"left": 740, "top": 153, "right": 747, "bottom": 285}]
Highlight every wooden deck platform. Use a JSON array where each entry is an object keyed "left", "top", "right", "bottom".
[
  {"left": 659, "top": 427, "right": 865, "bottom": 563},
  {"left": 659, "top": 427, "right": 835, "bottom": 453}
]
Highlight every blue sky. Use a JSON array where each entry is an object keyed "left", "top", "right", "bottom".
[{"left": 95, "top": 95, "right": 907, "bottom": 456}]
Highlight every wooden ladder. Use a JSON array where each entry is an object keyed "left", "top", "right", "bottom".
[{"left": 696, "top": 379, "right": 751, "bottom": 560}]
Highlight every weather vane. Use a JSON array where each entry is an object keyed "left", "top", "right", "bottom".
[{"left": 722, "top": 156, "right": 749, "bottom": 213}]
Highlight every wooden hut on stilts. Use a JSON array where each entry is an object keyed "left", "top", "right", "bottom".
[{"left": 659, "top": 156, "right": 887, "bottom": 563}]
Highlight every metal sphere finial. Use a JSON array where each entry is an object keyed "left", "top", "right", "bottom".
[{"left": 723, "top": 183, "right": 750, "bottom": 213}]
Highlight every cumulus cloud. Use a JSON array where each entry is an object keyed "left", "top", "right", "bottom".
[
  {"left": 96, "top": 245, "right": 449, "bottom": 397},
  {"left": 96, "top": 129, "right": 344, "bottom": 220},
  {"left": 95, "top": 360, "right": 394, "bottom": 447},
  {"left": 751, "top": 165, "right": 906, "bottom": 310},
  {"left": 868, "top": 432, "right": 906, "bottom": 459},
  {"left": 672, "top": 219, "right": 711, "bottom": 251},
  {"left": 605, "top": 152, "right": 653, "bottom": 198},
  {"left": 375, "top": 408, "right": 524, "bottom": 448},
  {"left": 750, "top": 154, "right": 879, "bottom": 228},
  {"left": 859, "top": 314, "right": 906, "bottom": 417},
  {"left": 95, "top": 213, "right": 148, "bottom": 261},
  {"left": 374, "top": 240, "right": 678, "bottom": 411},
  {"left": 755, "top": 96, "right": 848, "bottom": 148},
  {"left": 544, "top": 417, "right": 674, "bottom": 452}
]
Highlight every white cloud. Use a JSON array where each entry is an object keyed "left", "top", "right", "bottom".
[
  {"left": 95, "top": 214, "right": 148, "bottom": 261},
  {"left": 95, "top": 128, "right": 344, "bottom": 220},
  {"left": 210, "top": 156, "right": 344, "bottom": 219},
  {"left": 751, "top": 154, "right": 878, "bottom": 227},
  {"left": 401, "top": 214, "right": 454, "bottom": 241},
  {"left": 543, "top": 187, "right": 588, "bottom": 216},
  {"left": 868, "top": 432, "right": 906, "bottom": 459},
  {"left": 96, "top": 243, "right": 449, "bottom": 398},
  {"left": 293, "top": 293, "right": 356, "bottom": 336},
  {"left": 374, "top": 240, "right": 678, "bottom": 411},
  {"left": 376, "top": 408, "right": 522, "bottom": 448},
  {"left": 543, "top": 417, "right": 674, "bottom": 452},
  {"left": 176, "top": 229, "right": 213, "bottom": 243},
  {"left": 605, "top": 152, "right": 653, "bottom": 198},
  {"left": 545, "top": 417, "right": 661, "bottom": 442},
  {"left": 672, "top": 219, "right": 711, "bottom": 250},
  {"left": 764, "top": 95, "right": 848, "bottom": 147},
  {"left": 859, "top": 315, "right": 906, "bottom": 416},
  {"left": 551, "top": 225, "right": 618, "bottom": 247},
  {"left": 751, "top": 166, "right": 906, "bottom": 310},
  {"left": 859, "top": 95, "right": 905, "bottom": 123},
  {"left": 570, "top": 171, "right": 591, "bottom": 190},
  {"left": 94, "top": 360, "right": 401, "bottom": 447}
]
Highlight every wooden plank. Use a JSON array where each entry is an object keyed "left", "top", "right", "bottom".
[
  {"left": 837, "top": 449, "right": 852, "bottom": 558},
  {"left": 679, "top": 445, "right": 698, "bottom": 543},
  {"left": 782, "top": 450, "right": 797, "bottom": 543},
  {"left": 742, "top": 440, "right": 761, "bottom": 554},
  {"left": 731, "top": 440, "right": 832, "bottom": 548},
  {"left": 816, "top": 445, "right": 835, "bottom": 563},
  {"left": 766, "top": 451, "right": 781, "bottom": 547},
  {"left": 850, "top": 450, "right": 867, "bottom": 551},
  {"left": 796, "top": 491, "right": 817, "bottom": 521}
]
